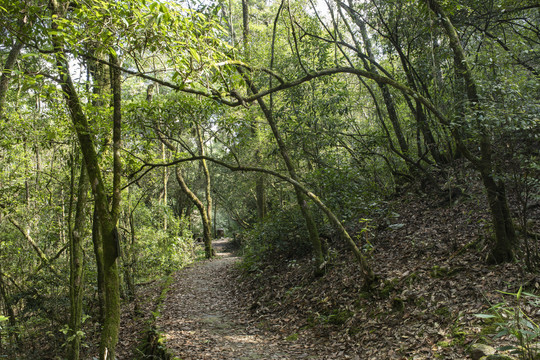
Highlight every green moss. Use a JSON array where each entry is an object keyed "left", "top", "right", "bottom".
[
  {"left": 451, "top": 329, "right": 467, "bottom": 342},
  {"left": 285, "top": 333, "right": 298, "bottom": 341},
  {"left": 479, "top": 321, "right": 499, "bottom": 336},
  {"left": 414, "top": 296, "right": 427, "bottom": 308},
  {"left": 406, "top": 272, "right": 418, "bottom": 285},
  {"left": 430, "top": 265, "right": 450, "bottom": 278},
  {"left": 325, "top": 309, "right": 354, "bottom": 325},
  {"left": 434, "top": 306, "right": 451, "bottom": 318},
  {"left": 437, "top": 340, "right": 451, "bottom": 347},
  {"left": 380, "top": 278, "right": 399, "bottom": 298},
  {"left": 137, "top": 326, "right": 175, "bottom": 360}
]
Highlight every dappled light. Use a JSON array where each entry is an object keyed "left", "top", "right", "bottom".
[{"left": 0, "top": 0, "right": 538, "bottom": 359}]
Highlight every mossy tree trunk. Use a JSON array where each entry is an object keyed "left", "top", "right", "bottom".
[
  {"left": 0, "top": 40, "right": 23, "bottom": 119},
  {"left": 427, "top": 0, "right": 517, "bottom": 262},
  {"left": 249, "top": 81, "right": 326, "bottom": 276},
  {"left": 50, "top": 2, "right": 123, "bottom": 358},
  {"left": 175, "top": 167, "right": 215, "bottom": 258},
  {"left": 67, "top": 158, "right": 89, "bottom": 360},
  {"left": 195, "top": 124, "right": 214, "bottom": 247},
  {"left": 154, "top": 118, "right": 215, "bottom": 258}
]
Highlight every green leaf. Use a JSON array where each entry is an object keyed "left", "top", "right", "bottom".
[
  {"left": 189, "top": 48, "right": 201, "bottom": 63},
  {"left": 497, "top": 345, "right": 515, "bottom": 351}
]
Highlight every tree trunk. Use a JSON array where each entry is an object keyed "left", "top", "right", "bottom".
[
  {"left": 481, "top": 170, "right": 517, "bottom": 263},
  {"left": 49, "top": 2, "right": 122, "bottom": 356},
  {"left": 0, "top": 266, "right": 20, "bottom": 350},
  {"left": 150, "top": 91, "right": 215, "bottom": 258},
  {"left": 92, "top": 208, "right": 105, "bottom": 323},
  {"left": 123, "top": 188, "right": 136, "bottom": 301},
  {"left": 0, "top": 40, "right": 23, "bottom": 119},
  {"left": 248, "top": 80, "right": 325, "bottom": 276},
  {"left": 175, "top": 168, "right": 215, "bottom": 258},
  {"left": 195, "top": 125, "right": 213, "bottom": 242},
  {"left": 353, "top": 8, "right": 409, "bottom": 157},
  {"left": 427, "top": 0, "right": 517, "bottom": 261},
  {"left": 68, "top": 160, "right": 89, "bottom": 360}
]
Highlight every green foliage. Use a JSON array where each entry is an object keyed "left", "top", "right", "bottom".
[
  {"left": 311, "top": 165, "right": 383, "bottom": 222},
  {"left": 475, "top": 287, "right": 540, "bottom": 360},
  {"left": 0, "top": 315, "right": 9, "bottom": 338},
  {"left": 239, "top": 205, "right": 317, "bottom": 272},
  {"left": 131, "top": 200, "right": 193, "bottom": 280}
]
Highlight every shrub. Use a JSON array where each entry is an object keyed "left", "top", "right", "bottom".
[
  {"left": 475, "top": 287, "right": 540, "bottom": 360},
  {"left": 240, "top": 205, "right": 315, "bottom": 271}
]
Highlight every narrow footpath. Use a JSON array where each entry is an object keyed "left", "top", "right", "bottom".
[{"left": 156, "top": 238, "right": 329, "bottom": 359}]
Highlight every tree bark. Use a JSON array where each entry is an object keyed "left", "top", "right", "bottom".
[
  {"left": 427, "top": 0, "right": 517, "bottom": 261},
  {"left": 0, "top": 264, "right": 20, "bottom": 349},
  {"left": 68, "top": 160, "right": 89, "bottom": 360},
  {"left": 245, "top": 76, "right": 326, "bottom": 276},
  {"left": 0, "top": 40, "right": 23, "bottom": 119},
  {"left": 154, "top": 120, "right": 215, "bottom": 258},
  {"left": 49, "top": 2, "right": 122, "bottom": 357},
  {"left": 175, "top": 167, "right": 214, "bottom": 258},
  {"left": 195, "top": 125, "right": 213, "bottom": 243}
]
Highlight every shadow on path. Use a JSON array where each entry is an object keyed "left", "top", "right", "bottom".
[{"left": 157, "top": 237, "right": 324, "bottom": 360}]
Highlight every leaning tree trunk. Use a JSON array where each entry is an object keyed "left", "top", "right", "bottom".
[
  {"left": 153, "top": 120, "right": 215, "bottom": 259},
  {"left": 427, "top": 0, "right": 517, "bottom": 261},
  {"left": 248, "top": 80, "right": 326, "bottom": 276},
  {"left": 195, "top": 124, "right": 214, "bottom": 244},
  {"left": 175, "top": 167, "right": 215, "bottom": 258},
  {"left": 353, "top": 8, "right": 409, "bottom": 158},
  {"left": 239, "top": 4, "right": 325, "bottom": 275}
]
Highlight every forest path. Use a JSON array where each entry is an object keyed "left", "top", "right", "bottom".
[{"left": 157, "top": 238, "right": 324, "bottom": 359}]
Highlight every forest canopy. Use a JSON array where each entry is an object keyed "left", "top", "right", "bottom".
[{"left": 0, "top": 0, "right": 538, "bottom": 359}]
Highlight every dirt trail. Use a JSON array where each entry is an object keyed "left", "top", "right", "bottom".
[{"left": 157, "top": 238, "right": 326, "bottom": 359}]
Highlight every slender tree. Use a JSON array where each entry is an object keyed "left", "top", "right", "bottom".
[{"left": 49, "top": 1, "right": 122, "bottom": 357}]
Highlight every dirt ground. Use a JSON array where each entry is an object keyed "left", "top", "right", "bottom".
[{"left": 156, "top": 238, "right": 344, "bottom": 359}]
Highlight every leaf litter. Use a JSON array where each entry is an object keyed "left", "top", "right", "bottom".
[{"left": 118, "top": 185, "right": 540, "bottom": 359}]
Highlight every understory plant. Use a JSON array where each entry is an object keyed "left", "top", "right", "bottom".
[{"left": 475, "top": 287, "right": 540, "bottom": 359}]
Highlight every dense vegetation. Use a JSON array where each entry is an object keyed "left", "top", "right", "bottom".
[{"left": 0, "top": 0, "right": 538, "bottom": 359}]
